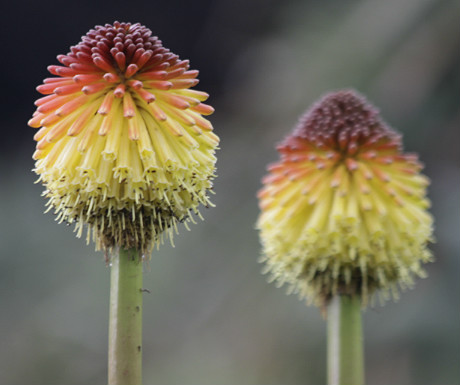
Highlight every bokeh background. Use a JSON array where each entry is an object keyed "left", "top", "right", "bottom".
[{"left": 1, "top": 0, "right": 459, "bottom": 384}]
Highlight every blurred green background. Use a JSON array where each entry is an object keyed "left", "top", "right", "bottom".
[{"left": 1, "top": 0, "right": 459, "bottom": 384}]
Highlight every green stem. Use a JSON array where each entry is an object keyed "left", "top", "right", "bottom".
[
  {"left": 108, "top": 248, "right": 143, "bottom": 385},
  {"left": 327, "top": 294, "right": 364, "bottom": 385}
]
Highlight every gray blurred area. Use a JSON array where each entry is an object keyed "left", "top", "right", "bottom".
[{"left": 0, "top": 0, "right": 459, "bottom": 384}]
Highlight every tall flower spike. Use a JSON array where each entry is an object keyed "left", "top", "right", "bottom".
[
  {"left": 30, "top": 22, "right": 219, "bottom": 255},
  {"left": 257, "top": 90, "right": 433, "bottom": 307}
]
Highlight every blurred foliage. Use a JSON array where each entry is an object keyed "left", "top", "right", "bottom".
[{"left": 1, "top": 0, "right": 459, "bottom": 384}]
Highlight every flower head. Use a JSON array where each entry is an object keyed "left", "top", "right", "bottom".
[
  {"left": 29, "top": 21, "right": 219, "bottom": 255},
  {"left": 257, "top": 90, "right": 433, "bottom": 306}
]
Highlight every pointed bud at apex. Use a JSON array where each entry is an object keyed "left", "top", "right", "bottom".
[
  {"left": 257, "top": 90, "right": 433, "bottom": 307},
  {"left": 29, "top": 21, "right": 218, "bottom": 255}
]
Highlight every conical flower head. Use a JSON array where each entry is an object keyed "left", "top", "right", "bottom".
[
  {"left": 29, "top": 21, "right": 219, "bottom": 254},
  {"left": 257, "top": 90, "right": 433, "bottom": 306}
]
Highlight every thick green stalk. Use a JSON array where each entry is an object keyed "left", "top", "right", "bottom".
[
  {"left": 327, "top": 295, "right": 364, "bottom": 385},
  {"left": 108, "top": 248, "right": 143, "bottom": 385}
]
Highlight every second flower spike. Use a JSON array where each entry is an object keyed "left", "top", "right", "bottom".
[{"left": 257, "top": 90, "right": 433, "bottom": 307}]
